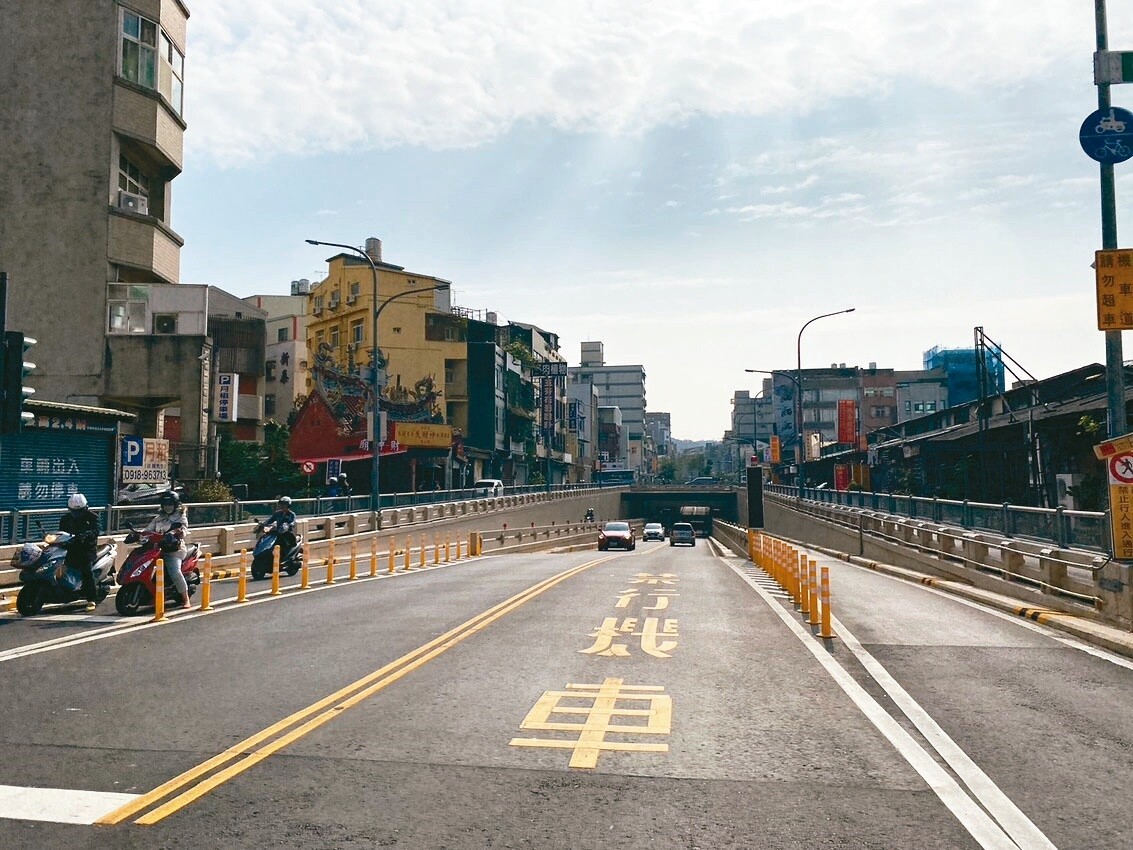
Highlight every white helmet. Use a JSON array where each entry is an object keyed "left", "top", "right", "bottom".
[{"left": 68, "top": 493, "right": 88, "bottom": 511}]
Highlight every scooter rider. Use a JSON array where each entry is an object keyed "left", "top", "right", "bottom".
[
  {"left": 144, "top": 492, "right": 191, "bottom": 609},
  {"left": 58, "top": 493, "right": 101, "bottom": 611},
  {"left": 263, "top": 496, "right": 298, "bottom": 552}
]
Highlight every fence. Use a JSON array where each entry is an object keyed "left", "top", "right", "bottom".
[{"left": 765, "top": 485, "right": 1108, "bottom": 553}]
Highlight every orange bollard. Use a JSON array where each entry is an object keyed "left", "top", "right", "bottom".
[
  {"left": 199, "top": 553, "right": 213, "bottom": 611},
  {"left": 819, "top": 566, "right": 834, "bottom": 639},
  {"left": 403, "top": 536, "right": 412, "bottom": 571},
  {"left": 370, "top": 539, "right": 378, "bottom": 577},
  {"left": 326, "top": 541, "right": 336, "bottom": 584},
  {"left": 236, "top": 550, "right": 248, "bottom": 603},
  {"left": 300, "top": 541, "right": 310, "bottom": 589},
  {"left": 799, "top": 553, "right": 811, "bottom": 616},
  {"left": 271, "top": 545, "right": 281, "bottom": 595},
  {"left": 387, "top": 543, "right": 396, "bottom": 574},
  {"left": 433, "top": 533, "right": 441, "bottom": 565},
  {"left": 445, "top": 534, "right": 451, "bottom": 563},
  {"left": 419, "top": 535, "right": 426, "bottom": 568},
  {"left": 807, "top": 559, "right": 820, "bottom": 626},
  {"left": 152, "top": 557, "right": 167, "bottom": 622},
  {"left": 349, "top": 541, "right": 358, "bottom": 580}
]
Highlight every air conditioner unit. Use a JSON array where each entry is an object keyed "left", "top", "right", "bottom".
[
  {"left": 312, "top": 305, "right": 324, "bottom": 316},
  {"left": 346, "top": 294, "right": 358, "bottom": 305},
  {"left": 117, "top": 190, "right": 149, "bottom": 215},
  {"left": 327, "top": 296, "right": 341, "bottom": 310}
]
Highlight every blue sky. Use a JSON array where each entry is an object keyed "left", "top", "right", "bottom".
[{"left": 176, "top": 1, "right": 1133, "bottom": 439}]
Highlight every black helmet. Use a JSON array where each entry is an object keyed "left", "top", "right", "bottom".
[{"left": 159, "top": 491, "right": 181, "bottom": 513}]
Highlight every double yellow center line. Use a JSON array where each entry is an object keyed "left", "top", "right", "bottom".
[{"left": 100, "top": 554, "right": 614, "bottom": 827}]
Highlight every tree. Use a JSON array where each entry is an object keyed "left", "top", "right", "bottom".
[{"left": 217, "top": 422, "right": 307, "bottom": 500}]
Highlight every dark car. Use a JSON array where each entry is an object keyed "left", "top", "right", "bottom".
[
  {"left": 642, "top": 522, "right": 664, "bottom": 541},
  {"left": 669, "top": 522, "right": 696, "bottom": 546},
  {"left": 598, "top": 521, "right": 636, "bottom": 551}
]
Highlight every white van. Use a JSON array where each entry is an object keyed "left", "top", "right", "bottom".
[{"left": 472, "top": 479, "right": 504, "bottom": 497}]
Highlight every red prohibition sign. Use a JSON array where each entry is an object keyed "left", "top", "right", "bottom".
[
  {"left": 1109, "top": 453, "right": 1133, "bottom": 484},
  {"left": 301, "top": 461, "right": 316, "bottom": 474}
]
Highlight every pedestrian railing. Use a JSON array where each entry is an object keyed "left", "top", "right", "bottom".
[{"left": 765, "top": 485, "right": 1109, "bottom": 553}]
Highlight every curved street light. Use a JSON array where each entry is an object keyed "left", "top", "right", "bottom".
[
  {"left": 306, "top": 239, "right": 450, "bottom": 511},
  {"left": 796, "top": 308, "right": 855, "bottom": 498}
]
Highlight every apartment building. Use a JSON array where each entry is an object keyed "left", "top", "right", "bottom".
[{"left": 569, "top": 341, "right": 646, "bottom": 473}]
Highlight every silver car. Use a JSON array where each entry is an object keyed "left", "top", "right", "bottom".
[{"left": 669, "top": 522, "right": 696, "bottom": 546}]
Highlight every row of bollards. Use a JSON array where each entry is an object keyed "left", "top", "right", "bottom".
[
  {"left": 151, "top": 531, "right": 485, "bottom": 623},
  {"left": 746, "top": 530, "right": 834, "bottom": 639}
]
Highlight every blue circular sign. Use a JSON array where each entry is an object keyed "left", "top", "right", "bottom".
[{"left": 1080, "top": 107, "right": 1133, "bottom": 164}]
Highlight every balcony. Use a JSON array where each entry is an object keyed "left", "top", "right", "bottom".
[
  {"left": 107, "top": 211, "right": 183, "bottom": 283},
  {"left": 112, "top": 81, "right": 185, "bottom": 173}
]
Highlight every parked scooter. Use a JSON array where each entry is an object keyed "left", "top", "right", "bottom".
[
  {"left": 12, "top": 532, "right": 117, "bottom": 616},
  {"left": 251, "top": 520, "right": 303, "bottom": 580},
  {"left": 115, "top": 524, "right": 201, "bottom": 616}
]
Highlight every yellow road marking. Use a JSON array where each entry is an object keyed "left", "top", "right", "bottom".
[{"left": 100, "top": 554, "right": 615, "bottom": 827}]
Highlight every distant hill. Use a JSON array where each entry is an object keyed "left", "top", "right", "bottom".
[{"left": 669, "top": 438, "right": 717, "bottom": 453}]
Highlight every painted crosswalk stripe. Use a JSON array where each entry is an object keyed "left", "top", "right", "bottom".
[{"left": 0, "top": 784, "right": 139, "bottom": 825}]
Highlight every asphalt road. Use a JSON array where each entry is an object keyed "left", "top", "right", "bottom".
[{"left": 0, "top": 535, "right": 1130, "bottom": 849}]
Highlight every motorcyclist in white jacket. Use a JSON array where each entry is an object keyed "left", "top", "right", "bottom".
[{"left": 145, "top": 492, "right": 191, "bottom": 608}]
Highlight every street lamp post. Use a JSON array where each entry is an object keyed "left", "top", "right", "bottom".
[
  {"left": 793, "top": 308, "right": 855, "bottom": 499},
  {"left": 306, "top": 239, "right": 450, "bottom": 512}
]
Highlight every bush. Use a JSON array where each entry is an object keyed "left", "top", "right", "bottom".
[{"left": 191, "top": 479, "right": 233, "bottom": 504}]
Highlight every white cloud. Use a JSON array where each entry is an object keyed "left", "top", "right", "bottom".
[{"left": 185, "top": 0, "right": 1090, "bottom": 164}]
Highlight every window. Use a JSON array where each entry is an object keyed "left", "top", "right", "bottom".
[
  {"left": 925, "top": 401, "right": 937, "bottom": 412},
  {"left": 277, "top": 327, "right": 289, "bottom": 343},
  {"left": 350, "top": 281, "right": 361, "bottom": 298},
  {"left": 107, "top": 284, "right": 149, "bottom": 334},
  {"left": 315, "top": 331, "right": 325, "bottom": 348},
  {"left": 881, "top": 387, "right": 895, "bottom": 397},
  {"left": 863, "top": 387, "right": 878, "bottom": 397},
  {"left": 445, "top": 366, "right": 455, "bottom": 384},
  {"left": 118, "top": 154, "right": 150, "bottom": 198},
  {"left": 313, "top": 295, "right": 323, "bottom": 312},
  {"left": 350, "top": 320, "right": 364, "bottom": 346},
  {"left": 904, "top": 400, "right": 912, "bottom": 412},
  {"left": 157, "top": 30, "right": 184, "bottom": 115},
  {"left": 120, "top": 9, "right": 157, "bottom": 89},
  {"left": 870, "top": 406, "right": 889, "bottom": 418},
  {"left": 264, "top": 394, "right": 276, "bottom": 416},
  {"left": 265, "top": 361, "right": 276, "bottom": 382},
  {"left": 329, "top": 326, "right": 340, "bottom": 348},
  {"left": 392, "top": 327, "right": 402, "bottom": 334}
]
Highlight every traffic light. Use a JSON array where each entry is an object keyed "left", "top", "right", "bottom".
[{"left": 1, "top": 331, "right": 36, "bottom": 434}]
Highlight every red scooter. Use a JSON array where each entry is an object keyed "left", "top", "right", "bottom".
[{"left": 115, "top": 525, "right": 202, "bottom": 616}]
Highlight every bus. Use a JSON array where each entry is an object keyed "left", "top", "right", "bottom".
[
  {"left": 678, "top": 505, "right": 713, "bottom": 537},
  {"left": 595, "top": 468, "right": 637, "bottom": 487}
]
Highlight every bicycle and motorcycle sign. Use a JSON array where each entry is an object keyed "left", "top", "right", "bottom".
[{"left": 1080, "top": 107, "right": 1133, "bottom": 164}]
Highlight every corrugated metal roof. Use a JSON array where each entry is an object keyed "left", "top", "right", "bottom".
[{"left": 27, "top": 399, "right": 136, "bottom": 421}]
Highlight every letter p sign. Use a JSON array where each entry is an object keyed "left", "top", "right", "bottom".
[{"left": 121, "top": 435, "right": 144, "bottom": 468}]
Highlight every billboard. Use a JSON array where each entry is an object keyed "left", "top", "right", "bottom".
[
  {"left": 837, "top": 399, "right": 857, "bottom": 444},
  {"left": 391, "top": 422, "right": 453, "bottom": 449},
  {"left": 120, "top": 436, "right": 170, "bottom": 484}
]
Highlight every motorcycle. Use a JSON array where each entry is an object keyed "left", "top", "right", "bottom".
[
  {"left": 13, "top": 532, "right": 117, "bottom": 616},
  {"left": 115, "top": 524, "right": 202, "bottom": 616},
  {"left": 251, "top": 521, "right": 303, "bottom": 581},
  {"left": 584, "top": 508, "right": 595, "bottom": 523}
]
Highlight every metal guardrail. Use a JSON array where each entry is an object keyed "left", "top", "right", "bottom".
[
  {"left": 764, "top": 484, "right": 1109, "bottom": 552},
  {"left": 0, "top": 483, "right": 601, "bottom": 546}
]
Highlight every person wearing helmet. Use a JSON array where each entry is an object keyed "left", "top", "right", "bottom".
[
  {"left": 263, "top": 496, "right": 298, "bottom": 552},
  {"left": 58, "top": 493, "right": 101, "bottom": 610},
  {"left": 337, "top": 472, "right": 352, "bottom": 497},
  {"left": 143, "top": 491, "right": 191, "bottom": 609}
]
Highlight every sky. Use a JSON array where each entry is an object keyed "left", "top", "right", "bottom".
[{"left": 175, "top": 1, "right": 1133, "bottom": 440}]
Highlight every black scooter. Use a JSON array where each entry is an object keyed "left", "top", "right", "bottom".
[{"left": 251, "top": 521, "right": 304, "bottom": 580}]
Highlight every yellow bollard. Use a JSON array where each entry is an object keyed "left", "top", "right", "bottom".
[
  {"left": 236, "top": 550, "right": 248, "bottom": 603},
  {"left": 457, "top": 538, "right": 464, "bottom": 560},
  {"left": 419, "top": 535, "right": 426, "bottom": 568},
  {"left": 388, "top": 543, "right": 396, "bottom": 574},
  {"left": 445, "top": 534, "right": 451, "bottom": 563},
  {"left": 467, "top": 531, "right": 477, "bottom": 557},
  {"left": 326, "top": 541, "right": 336, "bottom": 584},
  {"left": 300, "top": 542, "right": 310, "bottom": 589},
  {"left": 799, "top": 553, "right": 811, "bottom": 616},
  {"left": 200, "top": 553, "right": 213, "bottom": 611},
  {"left": 747, "top": 529, "right": 755, "bottom": 562},
  {"left": 271, "top": 545, "right": 281, "bottom": 595},
  {"left": 807, "top": 559, "right": 820, "bottom": 627},
  {"left": 433, "top": 533, "right": 441, "bottom": 565},
  {"left": 819, "top": 566, "right": 834, "bottom": 639},
  {"left": 403, "top": 536, "right": 412, "bottom": 571},
  {"left": 152, "top": 557, "right": 167, "bottom": 622},
  {"left": 370, "top": 539, "right": 378, "bottom": 577},
  {"left": 349, "top": 541, "right": 358, "bottom": 580}
]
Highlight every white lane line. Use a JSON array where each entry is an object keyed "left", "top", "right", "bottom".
[
  {"left": 0, "top": 784, "right": 139, "bottom": 825},
  {"left": 728, "top": 562, "right": 1024, "bottom": 850},
  {"left": 832, "top": 614, "right": 1057, "bottom": 849}
]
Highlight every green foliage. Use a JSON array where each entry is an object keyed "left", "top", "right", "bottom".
[
  {"left": 504, "top": 341, "right": 538, "bottom": 371},
  {"left": 191, "top": 479, "right": 233, "bottom": 503},
  {"left": 657, "top": 458, "right": 676, "bottom": 483},
  {"left": 1076, "top": 415, "right": 1104, "bottom": 439}
]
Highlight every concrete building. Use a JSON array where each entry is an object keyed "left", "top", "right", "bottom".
[
  {"left": 570, "top": 341, "right": 646, "bottom": 473},
  {"left": 0, "top": 1, "right": 217, "bottom": 473},
  {"left": 895, "top": 368, "right": 949, "bottom": 423},
  {"left": 244, "top": 281, "right": 312, "bottom": 425}
]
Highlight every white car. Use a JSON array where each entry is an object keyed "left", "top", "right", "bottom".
[
  {"left": 472, "top": 479, "right": 504, "bottom": 497},
  {"left": 642, "top": 523, "right": 665, "bottom": 541},
  {"left": 117, "top": 482, "right": 182, "bottom": 505}
]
